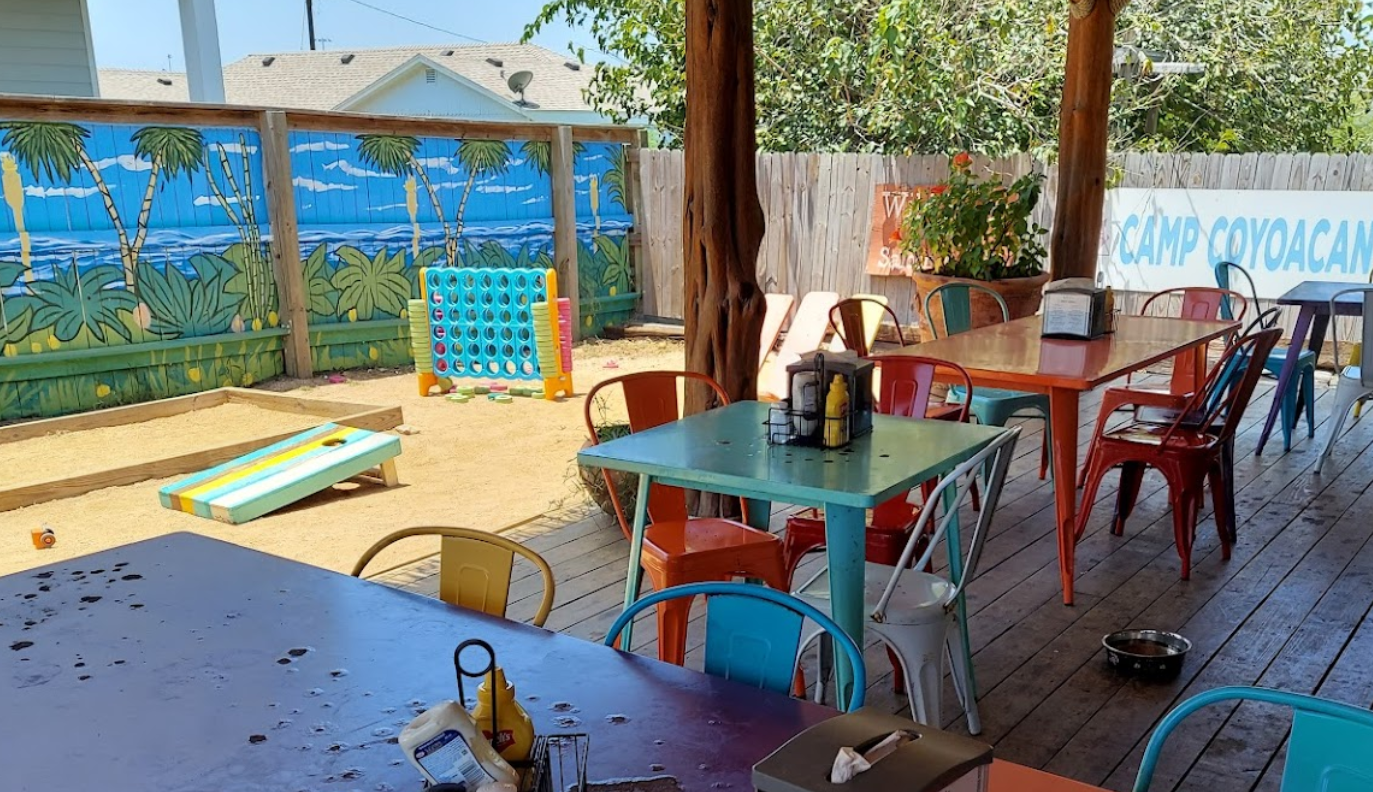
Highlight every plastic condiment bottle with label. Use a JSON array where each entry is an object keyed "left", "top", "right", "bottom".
[
  {"left": 399, "top": 700, "right": 519, "bottom": 792},
  {"left": 472, "top": 667, "right": 536, "bottom": 763},
  {"left": 823, "top": 374, "right": 850, "bottom": 448}
]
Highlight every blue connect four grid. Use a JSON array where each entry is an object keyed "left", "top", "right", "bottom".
[{"left": 425, "top": 267, "right": 549, "bottom": 380}]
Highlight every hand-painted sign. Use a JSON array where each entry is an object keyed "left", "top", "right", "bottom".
[
  {"left": 865, "top": 183, "right": 936, "bottom": 277},
  {"left": 1102, "top": 188, "right": 1373, "bottom": 297}
]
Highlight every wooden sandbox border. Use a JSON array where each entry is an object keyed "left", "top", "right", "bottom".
[{"left": 0, "top": 388, "right": 403, "bottom": 513}]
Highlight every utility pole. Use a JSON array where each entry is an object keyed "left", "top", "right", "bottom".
[{"left": 306, "top": 0, "right": 317, "bottom": 50}]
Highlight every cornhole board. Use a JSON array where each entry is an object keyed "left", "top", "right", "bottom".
[{"left": 158, "top": 423, "right": 401, "bottom": 524}]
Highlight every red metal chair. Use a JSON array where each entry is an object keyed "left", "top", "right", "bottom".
[
  {"left": 1079, "top": 286, "right": 1249, "bottom": 487},
  {"left": 584, "top": 371, "right": 789, "bottom": 667},
  {"left": 780, "top": 355, "right": 975, "bottom": 581},
  {"left": 1076, "top": 328, "right": 1280, "bottom": 580}
]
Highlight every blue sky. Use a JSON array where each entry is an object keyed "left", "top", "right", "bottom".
[{"left": 87, "top": 0, "right": 597, "bottom": 71}]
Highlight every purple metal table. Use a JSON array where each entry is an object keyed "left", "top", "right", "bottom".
[
  {"left": 0, "top": 533, "right": 829, "bottom": 792},
  {"left": 1256, "top": 282, "right": 1366, "bottom": 455}
]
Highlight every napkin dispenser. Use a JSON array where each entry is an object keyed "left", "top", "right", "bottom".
[
  {"left": 753, "top": 708, "right": 991, "bottom": 792},
  {"left": 774, "top": 351, "right": 875, "bottom": 447},
  {"left": 1041, "top": 277, "right": 1112, "bottom": 340}
]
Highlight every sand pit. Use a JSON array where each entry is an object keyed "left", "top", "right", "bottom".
[
  {"left": 1, "top": 339, "right": 685, "bottom": 578},
  {"left": 0, "top": 403, "right": 325, "bottom": 484}
]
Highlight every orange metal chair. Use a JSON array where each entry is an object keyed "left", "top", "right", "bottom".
[
  {"left": 827, "top": 297, "right": 907, "bottom": 358},
  {"left": 584, "top": 371, "right": 789, "bottom": 666},
  {"left": 1080, "top": 286, "right": 1248, "bottom": 487},
  {"left": 351, "top": 526, "right": 557, "bottom": 627},
  {"left": 1077, "top": 328, "right": 1279, "bottom": 580}
]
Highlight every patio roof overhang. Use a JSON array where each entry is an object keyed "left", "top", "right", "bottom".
[{"left": 680, "top": 0, "right": 1127, "bottom": 405}]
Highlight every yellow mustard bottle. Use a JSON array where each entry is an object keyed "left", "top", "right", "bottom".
[
  {"left": 472, "top": 667, "right": 535, "bottom": 764},
  {"left": 823, "top": 374, "right": 850, "bottom": 448}
]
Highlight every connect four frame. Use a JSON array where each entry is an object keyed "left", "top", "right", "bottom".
[{"left": 415, "top": 267, "right": 573, "bottom": 400}]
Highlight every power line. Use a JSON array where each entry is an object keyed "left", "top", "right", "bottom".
[{"left": 336, "top": 0, "right": 485, "bottom": 44}]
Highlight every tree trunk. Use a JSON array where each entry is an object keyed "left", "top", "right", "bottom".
[
  {"left": 682, "top": 0, "right": 766, "bottom": 517},
  {"left": 449, "top": 172, "right": 477, "bottom": 266},
  {"left": 1050, "top": 2, "right": 1117, "bottom": 281},
  {"left": 410, "top": 155, "right": 452, "bottom": 261},
  {"left": 130, "top": 157, "right": 163, "bottom": 269},
  {"left": 682, "top": 0, "right": 766, "bottom": 412},
  {"left": 77, "top": 149, "right": 134, "bottom": 287}
]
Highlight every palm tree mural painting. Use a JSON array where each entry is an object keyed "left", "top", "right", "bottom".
[
  {"left": 129, "top": 127, "right": 204, "bottom": 271},
  {"left": 450, "top": 139, "right": 511, "bottom": 265},
  {"left": 204, "top": 133, "right": 273, "bottom": 328},
  {"left": 0, "top": 121, "right": 134, "bottom": 285},
  {"left": 356, "top": 134, "right": 453, "bottom": 264}
]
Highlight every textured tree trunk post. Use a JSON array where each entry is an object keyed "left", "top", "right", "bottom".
[
  {"left": 1050, "top": 0, "right": 1118, "bottom": 281},
  {"left": 682, "top": 0, "right": 767, "bottom": 415}
]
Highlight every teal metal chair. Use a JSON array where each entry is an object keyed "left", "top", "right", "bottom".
[
  {"left": 924, "top": 282, "right": 1051, "bottom": 478},
  {"left": 604, "top": 582, "right": 867, "bottom": 712},
  {"left": 1214, "top": 262, "right": 1316, "bottom": 451},
  {"left": 1134, "top": 686, "right": 1373, "bottom": 791}
]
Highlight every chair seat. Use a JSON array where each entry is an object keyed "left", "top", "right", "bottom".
[
  {"left": 1342, "top": 365, "right": 1364, "bottom": 383},
  {"left": 1103, "top": 421, "right": 1219, "bottom": 450},
  {"left": 950, "top": 385, "right": 1044, "bottom": 408},
  {"left": 794, "top": 562, "right": 954, "bottom": 626},
  {"left": 644, "top": 518, "right": 780, "bottom": 557},
  {"left": 1266, "top": 346, "right": 1315, "bottom": 375}
]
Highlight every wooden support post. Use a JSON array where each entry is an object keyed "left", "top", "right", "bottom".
[
  {"left": 259, "top": 110, "right": 313, "bottom": 378},
  {"left": 682, "top": 0, "right": 767, "bottom": 411},
  {"left": 624, "top": 129, "right": 650, "bottom": 316},
  {"left": 550, "top": 125, "right": 581, "bottom": 340},
  {"left": 1050, "top": 2, "right": 1118, "bottom": 281}
]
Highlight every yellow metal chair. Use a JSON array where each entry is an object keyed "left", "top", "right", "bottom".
[{"left": 352, "top": 526, "right": 556, "bottom": 627}]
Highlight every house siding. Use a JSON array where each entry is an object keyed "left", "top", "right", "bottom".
[{"left": 0, "top": 0, "right": 97, "bottom": 97}]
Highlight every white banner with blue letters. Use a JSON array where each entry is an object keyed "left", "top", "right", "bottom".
[{"left": 1102, "top": 188, "right": 1373, "bottom": 298}]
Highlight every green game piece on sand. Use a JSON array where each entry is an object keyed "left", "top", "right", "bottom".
[
  {"left": 456, "top": 386, "right": 475, "bottom": 395},
  {"left": 474, "top": 385, "right": 491, "bottom": 395},
  {"left": 531, "top": 390, "right": 546, "bottom": 399},
  {"left": 493, "top": 394, "right": 514, "bottom": 404},
  {"left": 446, "top": 394, "right": 471, "bottom": 403},
  {"left": 510, "top": 387, "right": 530, "bottom": 396}
]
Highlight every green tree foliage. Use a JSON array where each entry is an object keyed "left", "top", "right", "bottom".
[
  {"left": 332, "top": 246, "right": 411, "bottom": 321},
  {"left": 526, "top": 0, "right": 1373, "bottom": 154},
  {"left": 135, "top": 255, "right": 244, "bottom": 338},
  {"left": 29, "top": 263, "right": 137, "bottom": 344}
]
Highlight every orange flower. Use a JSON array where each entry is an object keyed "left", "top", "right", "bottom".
[
  {"left": 952, "top": 152, "right": 973, "bottom": 170},
  {"left": 930, "top": 184, "right": 948, "bottom": 195}
]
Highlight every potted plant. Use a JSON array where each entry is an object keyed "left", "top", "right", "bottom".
[
  {"left": 578, "top": 423, "right": 637, "bottom": 519},
  {"left": 899, "top": 152, "right": 1050, "bottom": 338}
]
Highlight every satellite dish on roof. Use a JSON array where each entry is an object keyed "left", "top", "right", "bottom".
[{"left": 508, "top": 70, "right": 534, "bottom": 105}]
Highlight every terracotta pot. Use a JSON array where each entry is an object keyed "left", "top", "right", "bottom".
[{"left": 912, "top": 270, "right": 1050, "bottom": 342}]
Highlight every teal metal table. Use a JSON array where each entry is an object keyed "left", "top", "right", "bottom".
[{"left": 577, "top": 400, "right": 1006, "bottom": 703}]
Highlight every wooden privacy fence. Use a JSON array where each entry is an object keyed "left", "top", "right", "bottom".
[
  {"left": 0, "top": 96, "right": 641, "bottom": 422},
  {"left": 636, "top": 150, "right": 1373, "bottom": 337}
]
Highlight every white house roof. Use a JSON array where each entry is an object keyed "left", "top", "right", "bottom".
[{"left": 98, "top": 43, "right": 596, "bottom": 113}]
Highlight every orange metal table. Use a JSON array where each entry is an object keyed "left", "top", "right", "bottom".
[
  {"left": 992, "top": 760, "right": 1110, "bottom": 790},
  {"left": 894, "top": 315, "right": 1238, "bottom": 604}
]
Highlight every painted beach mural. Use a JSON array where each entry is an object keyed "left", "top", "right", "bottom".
[
  {"left": 288, "top": 130, "right": 634, "bottom": 372},
  {"left": 0, "top": 115, "right": 636, "bottom": 422},
  {"left": 0, "top": 120, "right": 281, "bottom": 420}
]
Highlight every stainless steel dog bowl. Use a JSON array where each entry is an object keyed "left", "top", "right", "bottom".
[{"left": 1103, "top": 629, "right": 1192, "bottom": 679}]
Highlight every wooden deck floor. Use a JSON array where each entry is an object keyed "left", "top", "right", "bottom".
[{"left": 369, "top": 372, "right": 1373, "bottom": 792}]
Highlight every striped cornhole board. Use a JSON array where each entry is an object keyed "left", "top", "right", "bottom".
[{"left": 158, "top": 423, "right": 401, "bottom": 524}]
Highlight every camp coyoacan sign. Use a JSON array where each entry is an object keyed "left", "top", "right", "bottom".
[{"left": 1102, "top": 188, "right": 1373, "bottom": 298}]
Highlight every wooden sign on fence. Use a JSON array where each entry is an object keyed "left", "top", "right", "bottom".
[{"left": 865, "top": 183, "right": 935, "bottom": 277}]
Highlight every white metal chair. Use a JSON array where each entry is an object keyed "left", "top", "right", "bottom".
[
  {"left": 1317, "top": 287, "right": 1373, "bottom": 470},
  {"left": 793, "top": 426, "right": 1020, "bottom": 734}
]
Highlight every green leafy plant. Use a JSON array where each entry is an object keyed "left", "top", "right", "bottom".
[
  {"left": 594, "top": 234, "right": 632, "bottom": 294},
  {"left": 302, "top": 244, "right": 339, "bottom": 319},
  {"left": 899, "top": 154, "right": 1047, "bottom": 281},
  {"left": 222, "top": 242, "right": 277, "bottom": 324},
  {"left": 135, "top": 255, "right": 244, "bottom": 338},
  {"left": 603, "top": 146, "right": 628, "bottom": 212},
  {"left": 0, "top": 259, "right": 35, "bottom": 347},
  {"left": 332, "top": 246, "right": 410, "bottom": 321},
  {"left": 29, "top": 262, "right": 137, "bottom": 343},
  {"left": 458, "top": 240, "right": 552, "bottom": 269}
]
